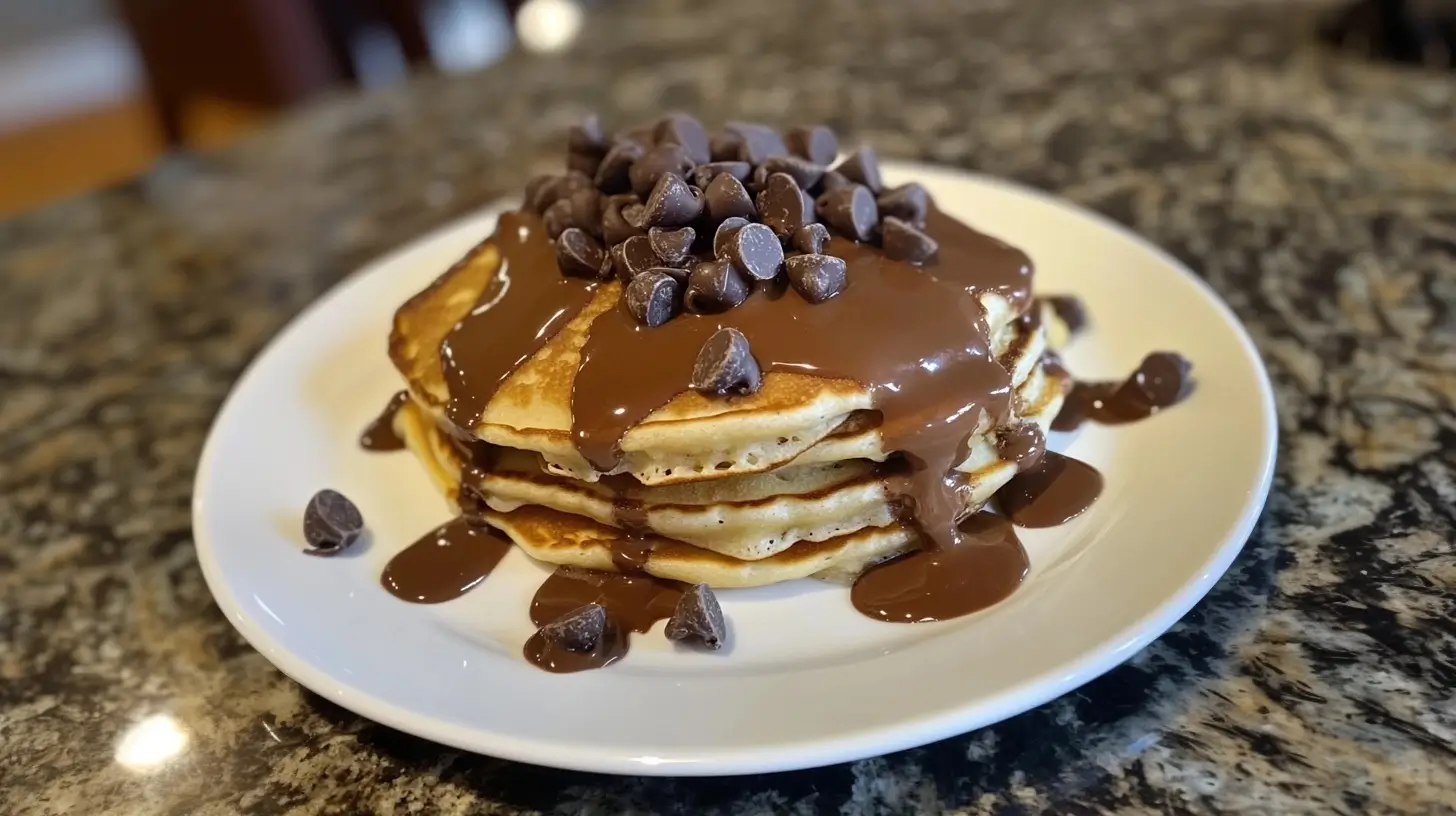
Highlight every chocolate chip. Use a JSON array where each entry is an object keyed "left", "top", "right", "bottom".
[
  {"left": 709, "top": 132, "right": 744, "bottom": 162},
  {"left": 621, "top": 202, "right": 647, "bottom": 229},
  {"left": 819, "top": 170, "right": 852, "bottom": 193},
  {"left": 543, "top": 198, "right": 574, "bottom": 238},
  {"left": 834, "top": 145, "right": 883, "bottom": 193},
  {"left": 647, "top": 265, "right": 689, "bottom": 284},
  {"left": 665, "top": 583, "right": 727, "bottom": 649},
  {"left": 568, "top": 187, "right": 603, "bottom": 238},
  {"left": 786, "top": 124, "right": 839, "bottom": 166},
  {"left": 526, "top": 173, "right": 583, "bottom": 214},
  {"left": 602, "top": 198, "right": 645, "bottom": 245},
  {"left": 746, "top": 164, "right": 770, "bottom": 196},
  {"left": 684, "top": 260, "right": 749, "bottom": 313},
  {"left": 725, "top": 121, "right": 789, "bottom": 165},
  {"left": 523, "top": 175, "right": 556, "bottom": 214},
  {"left": 760, "top": 155, "right": 825, "bottom": 190},
  {"left": 791, "top": 223, "right": 830, "bottom": 255},
  {"left": 691, "top": 161, "right": 752, "bottom": 188},
  {"left": 642, "top": 172, "right": 704, "bottom": 228},
  {"left": 1118, "top": 352, "right": 1193, "bottom": 409},
  {"left": 881, "top": 216, "right": 939, "bottom": 264},
  {"left": 594, "top": 140, "right": 644, "bottom": 194},
  {"left": 816, "top": 184, "right": 878, "bottom": 242},
  {"left": 756, "top": 173, "right": 813, "bottom": 239},
  {"left": 876, "top": 182, "right": 929, "bottom": 227},
  {"left": 629, "top": 144, "right": 695, "bottom": 198},
  {"left": 647, "top": 226, "right": 696, "bottom": 267},
  {"left": 625, "top": 269, "right": 683, "bottom": 327},
  {"left": 724, "top": 222, "right": 784, "bottom": 281},
  {"left": 704, "top": 173, "right": 757, "bottom": 222},
  {"left": 690, "top": 328, "right": 761, "bottom": 396},
  {"left": 556, "top": 227, "right": 606, "bottom": 278},
  {"left": 540, "top": 603, "right": 607, "bottom": 652},
  {"left": 613, "top": 122, "right": 657, "bottom": 147},
  {"left": 785, "top": 253, "right": 848, "bottom": 303},
  {"left": 653, "top": 113, "right": 711, "bottom": 164},
  {"left": 712, "top": 216, "right": 750, "bottom": 259},
  {"left": 302, "top": 489, "right": 364, "bottom": 555},
  {"left": 568, "top": 114, "right": 607, "bottom": 155},
  {"left": 611, "top": 234, "right": 659, "bottom": 282}
]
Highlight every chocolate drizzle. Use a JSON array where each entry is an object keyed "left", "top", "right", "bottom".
[
  {"left": 359, "top": 390, "right": 409, "bottom": 451},
  {"left": 380, "top": 517, "right": 513, "bottom": 603},
  {"left": 1053, "top": 352, "right": 1194, "bottom": 431},
  {"left": 524, "top": 567, "right": 684, "bottom": 672},
  {"left": 998, "top": 452, "right": 1104, "bottom": 528}
]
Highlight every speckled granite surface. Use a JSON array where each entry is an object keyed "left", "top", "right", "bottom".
[{"left": 2, "top": 0, "right": 1454, "bottom": 813}]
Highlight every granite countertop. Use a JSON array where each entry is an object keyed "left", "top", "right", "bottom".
[{"left": 2, "top": 0, "right": 1454, "bottom": 813}]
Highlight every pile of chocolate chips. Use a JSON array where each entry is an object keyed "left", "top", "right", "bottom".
[{"left": 522, "top": 115, "right": 939, "bottom": 329}]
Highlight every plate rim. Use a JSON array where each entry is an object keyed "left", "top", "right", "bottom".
[{"left": 192, "top": 163, "right": 1278, "bottom": 776}]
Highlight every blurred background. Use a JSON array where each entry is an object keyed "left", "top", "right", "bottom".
[{"left": 0, "top": 0, "right": 1448, "bottom": 218}]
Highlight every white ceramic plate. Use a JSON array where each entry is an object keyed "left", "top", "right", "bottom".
[{"left": 193, "top": 163, "right": 1276, "bottom": 776}]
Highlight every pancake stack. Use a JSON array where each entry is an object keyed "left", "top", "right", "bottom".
[{"left": 385, "top": 116, "right": 1071, "bottom": 589}]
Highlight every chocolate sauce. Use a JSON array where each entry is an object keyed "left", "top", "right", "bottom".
[
  {"left": 850, "top": 513, "right": 1028, "bottom": 623},
  {"left": 570, "top": 207, "right": 1031, "bottom": 551},
  {"left": 359, "top": 390, "right": 409, "bottom": 451},
  {"left": 438, "top": 211, "right": 598, "bottom": 429},
  {"left": 524, "top": 567, "right": 684, "bottom": 672},
  {"left": 1040, "top": 295, "right": 1087, "bottom": 335},
  {"left": 380, "top": 517, "right": 513, "bottom": 603},
  {"left": 1053, "top": 352, "right": 1194, "bottom": 431},
  {"left": 996, "top": 422, "right": 1046, "bottom": 472},
  {"left": 998, "top": 452, "right": 1104, "bottom": 528}
]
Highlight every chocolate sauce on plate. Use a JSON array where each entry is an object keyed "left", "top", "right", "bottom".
[
  {"left": 1053, "top": 352, "right": 1194, "bottom": 431},
  {"left": 380, "top": 517, "right": 513, "bottom": 603},
  {"left": 851, "top": 513, "right": 1028, "bottom": 623},
  {"left": 998, "top": 452, "right": 1104, "bottom": 528},
  {"left": 524, "top": 567, "right": 684, "bottom": 672},
  {"left": 359, "top": 390, "right": 409, "bottom": 451}
]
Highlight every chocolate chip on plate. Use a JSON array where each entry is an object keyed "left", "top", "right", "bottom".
[
  {"left": 556, "top": 227, "right": 606, "bottom": 278},
  {"left": 539, "top": 603, "right": 607, "bottom": 652},
  {"left": 664, "top": 583, "right": 727, "bottom": 650},
  {"left": 602, "top": 197, "right": 645, "bottom": 245},
  {"left": 712, "top": 216, "right": 750, "bottom": 259},
  {"left": 630, "top": 144, "right": 695, "bottom": 198},
  {"left": 756, "top": 172, "right": 813, "bottom": 239},
  {"left": 816, "top": 184, "right": 878, "bottom": 242},
  {"left": 760, "top": 155, "right": 825, "bottom": 190},
  {"left": 723, "top": 222, "right": 784, "bottom": 281},
  {"left": 876, "top": 182, "right": 929, "bottom": 227},
  {"left": 648, "top": 226, "right": 696, "bottom": 267},
  {"left": 653, "top": 113, "right": 711, "bottom": 164},
  {"left": 834, "top": 145, "right": 883, "bottom": 193},
  {"left": 642, "top": 172, "right": 704, "bottom": 228},
  {"left": 724, "top": 121, "right": 789, "bottom": 165},
  {"left": 791, "top": 223, "right": 830, "bottom": 255},
  {"left": 786, "top": 124, "right": 839, "bottom": 166},
  {"left": 303, "top": 489, "right": 365, "bottom": 556},
  {"left": 691, "top": 161, "right": 752, "bottom": 188},
  {"left": 691, "top": 328, "right": 761, "bottom": 396},
  {"left": 542, "top": 198, "right": 574, "bottom": 238},
  {"left": 684, "top": 259, "right": 749, "bottom": 313},
  {"left": 625, "top": 269, "right": 683, "bottom": 327},
  {"left": 785, "top": 253, "right": 848, "bottom": 303},
  {"left": 594, "top": 140, "right": 644, "bottom": 194},
  {"left": 704, "top": 173, "right": 757, "bottom": 222},
  {"left": 611, "top": 234, "right": 660, "bottom": 282},
  {"left": 881, "top": 216, "right": 939, "bottom": 264}
]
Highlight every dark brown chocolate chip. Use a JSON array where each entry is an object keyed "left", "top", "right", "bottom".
[
  {"left": 613, "top": 122, "right": 657, "bottom": 147},
  {"left": 653, "top": 113, "right": 711, "bottom": 164},
  {"left": 629, "top": 144, "right": 695, "bottom": 198},
  {"left": 1117, "top": 352, "right": 1193, "bottom": 409},
  {"left": 602, "top": 198, "right": 645, "bottom": 245},
  {"left": 712, "top": 216, "right": 750, "bottom": 259},
  {"left": 691, "top": 161, "right": 752, "bottom": 188},
  {"left": 568, "top": 114, "right": 607, "bottom": 155},
  {"left": 648, "top": 226, "right": 696, "bottom": 267},
  {"left": 876, "top": 182, "right": 929, "bottom": 227},
  {"left": 302, "top": 489, "right": 365, "bottom": 555},
  {"left": 690, "top": 328, "right": 761, "bottom": 396},
  {"left": 642, "top": 172, "right": 704, "bottom": 228},
  {"left": 791, "top": 223, "right": 830, "bottom": 255},
  {"left": 704, "top": 173, "right": 757, "bottom": 222},
  {"left": 625, "top": 269, "right": 683, "bottom": 327},
  {"left": 611, "top": 234, "right": 659, "bottom": 282},
  {"left": 621, "top": 202, "right": 647, "bottom": 229},
  {"left": 539, "top": 603, "right": 607, "bottom": 652},
  {"left": 594, "top": 140, "right": 644, "bottom": 194},
  {"left": 684, "top": 260, "right": 749, "bottom": 314},
  {"left": 725, "top": 122, "right": 789, "bottom": 165},
  {"left": 816, "top": 184, "right": 879, "bottom": 242},
  {"left": 756, "top": 172, "right": 813, "bottom": 238},
  {"left": 834, "top": 145, "right": 883, "bottom": 193},
  {"left": 881, "top": 216, "right": 939, "bottom": 264},
  {"left": 786, "top": 124, "right": 839, "bottom": 166},
  {"left": 646, "top": 265, "right": 689, "bottom": 284},
  {"left": 724, "top": 222, "right": 784, "bottom": 281},
  {"left": 543, "top": 198, "right": 574, "bottom": 238},
  {"left": 819, "top": 170, "right": 852, "bottom": 193},
  {"left": 1042, "top": 295, "right": 1087, "bottom": 335},
  {"left": 568, "top": 188, "right": 602, "bottom": 237},
  {"left": 556, "top": 227, "right": 606, "bottom": 278},
  {"left": 709, "top": 132, "right": 744, "bottom": 162},
  {"left": 760, "top": 155, "right": 825, "bottom": 190},
  {"left": 746, "top": 164, "right": 770, "bottom": 196},
  {"left": 526, "top": 173, "right": 581, "bottom": 214},
  {"left": 568, "top": 150, "right": 602, "bottom": 177},
  {"left": 665, "top": 583, "right": 727, "bottom": 649},
  {"left": 785, "top": 253, "right": 848, "bottom": 303},
  {"left": 523, "top": 175, "right": 556, "bottom": 214}
]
